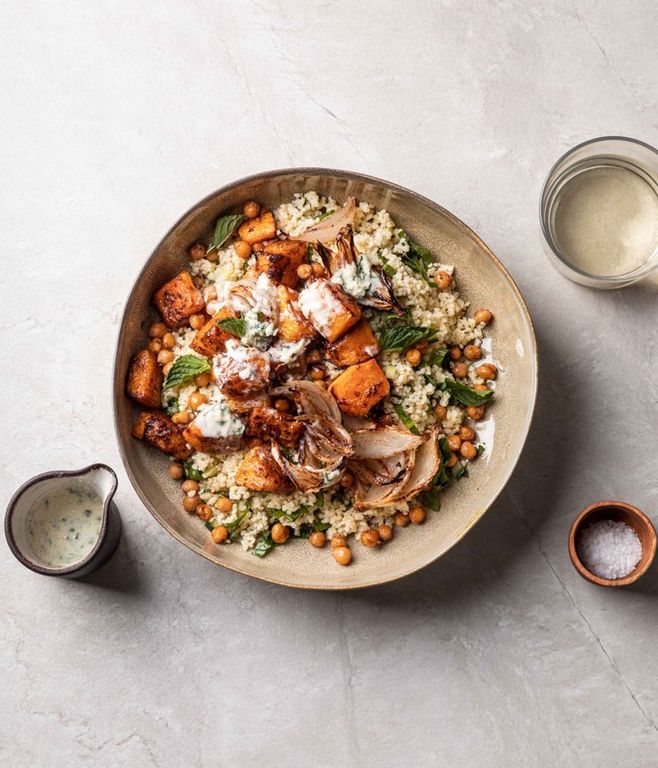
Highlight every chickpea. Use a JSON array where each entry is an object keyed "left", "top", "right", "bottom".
[
  {"left": 195, "top": 371, "right": 212, "bottom": 387},
  {"left": 452, "top": 362, "right": 468, "bottom": 379},
  {"left": 157, "top": 349, "right": 174, "bottom": 365},
  {"left": 340, "top": 470, "right": 354, "bottom": 489},
  {"left": 297, "top": 263, "right": 312, "bottom": 280},
  {"left": 211, "top": 525, "right": 229, "bottom": 544},
  {"left": 409, "top": 505, "right": 426, "bottom": 524},
  {"left": 168, "top": 462, "right": 184, "bottom": 480},
  {"left": 450, "top": 346, "right": 462, "bottom": 361},
  {"left": 181, "top": 479, "right": 199, "bottom": 493},
  {"left": 460, "top": 441, "right": 478, "bottom": 460},
  {"left": 416, "top": 341, "right": 430, "bottom": 354},
  {"left": 308, "top": 349, "right": 321, "bottom": 364},
  {"left": 149, "top": 322, "right": 167, "bottom": 338},
  {"left": 434, "top": 404, "right": 448, "bottom": 421},
  {"left": 331, "top": 534, "right": 347, "bottom": 549},
  {"left": 464, "top": 344, "right": 482, "bottom": 361},
  {"left": 360, "top": 529, "right": 380, "bottom": 548},
  {"left": 193, "top": 314, "right": 208, "bottom": 331},
  {"left": 378, "top": 524, "right": 394, "bottom": 542},
  {"left": 196, "top": 504, "right": 213, "bottom": 522},
  {"left": 162, "top": 362, "right": 173, "bottom": 377},
  {"left": 274, "top": 398, "right": 290, "bottom": 412},
  {"left": 435, "top": 271, "right": 452, "bottom": 290},
  {"left": 149, "top": 338, "right": 163, "bottom": 353},
  {"left": 183, "top": 495, "right": 199, "bottom": 513},
  {"left": 234, "top": 240, "right": 252, "bottom": 259},
  {"left": 333, "top": 546, "right": 352, "bottom": 566},
  {"left": 271, "top": 523, "right": 289, "bottom": 544},
  {"left": 309, "top": 531, "right": 326, "bottom": 548},
  {"left": 312, "top": 262, "right": 324, "bottom": 276},
  {"left": 310, "top": 366, "right": 325, "bottom": 380},
  {"left": 405, "top": 348, "right": 421, "bottom": 366},
  {"left": 162, "top": 332, "right": 176, "bottom": 349},
  {"left": 188, "top": 392, "right": 208, "bottom": 410},
  {"left": 243, "top": 200, "right": 261, "bottom": 219},
  {"left": 474, "top": 308, "right": 493, "bottom": 325},
  {"left": 446, "top": 453, "right": 458, "bottom": 468},
  {"left": 466, "top": 405, "right": 485, "bottom": 420},
  {"left": 447, "top": 434, "right": 462, "bottom": 452},
  {"left": 205, "top": 249, "right": 219, "bottom": 263},
  {"left": 476, "top": 363, "right": 497, "bottom": 381},
  {"left": 172, "top": 411, "right": 191, "bottom": 425},
  {"left": 393, "top": 511, "right": 409, "bottom": 527},
  {"left": 188, "top": 242, "right": 206, "bottom": 261},
  {"left": 215, "top": 496, "right": 233, "bottom": 514},
  {"left": 474, "top": 383, "right": 489, "bottom": 392},
  {"left": 460, "top": 426, "right": 476, "bottom": 442}
]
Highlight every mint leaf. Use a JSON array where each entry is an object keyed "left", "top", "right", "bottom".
[
  {"left": 442, "top": 379, "right": 493, "bottom": 407},
  {"left": 163, "top": 355, "right": 211, "bottom": 390},
  {"left": 394, "top": 403, "right": 420, "bottom": 435},
  {"left": 253, "top": 534, "right": 274, "bottom": 558},
  {"left": 378, "top": 322, "right": 438, "bottom": 353},
  {"left": 397, "top": 230, "right": 434, "bottom": 285},
  {"left": 418, "top": 487, "right": 442, "bottom": 511},
  {"left": 426, "top": 348, "right": 449, "bottom": 368},
  {"left": 183, "top": 461, "right": 202, "bottom": 481},
  {"left": 209, "top": 213, "right": 244, "bottom": 251},
  {"left": 217, "top": 314, "right": 247, "bottom": 338}
]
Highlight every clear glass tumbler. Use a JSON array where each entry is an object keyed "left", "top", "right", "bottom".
[{"left": 540, "top": 136, "right": 658, "bottom": 288}]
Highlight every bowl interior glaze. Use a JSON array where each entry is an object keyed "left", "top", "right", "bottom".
[{"left": 113, "top": 169, "right": 538, "bottom": 589}]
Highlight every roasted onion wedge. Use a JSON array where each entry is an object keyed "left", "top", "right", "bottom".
[
  {"left": 359, "top": 267, "right": 405, "bottom": 316},
  {"left": 271, "top": 443, "right": 343, "bottom": 492},
  {"left": 296, "top": 197, "right": 356, "bottom": 243},
  {"left": 351, "top": 427, "right": 424, "bottom": 460}
]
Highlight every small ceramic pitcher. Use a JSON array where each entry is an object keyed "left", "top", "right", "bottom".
[{"left": 5, "top": 464, "right": 122, "bottom": 578}]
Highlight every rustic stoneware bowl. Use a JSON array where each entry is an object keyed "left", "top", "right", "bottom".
[
  {"left": 569, "top": 501, "right": 657, "bottom": 587},
  {"left": 113, "top": 168, "right": 538, "bottom": 589}
]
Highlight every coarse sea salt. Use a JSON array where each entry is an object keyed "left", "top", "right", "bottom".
[{"left": 577, "top": 519, "right": 642, "bottom": 580}]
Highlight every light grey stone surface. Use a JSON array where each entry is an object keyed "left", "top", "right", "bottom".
[{"left": 1, "top": 1, "right": 657, "bottom": 765}]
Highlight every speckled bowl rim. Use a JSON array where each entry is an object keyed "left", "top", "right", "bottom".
[
  {"left": 4, "top": 463, "right": 118, "bottom": 576},
  {"left": 113, "top": 167, "right": 538, "bottom": 590}
]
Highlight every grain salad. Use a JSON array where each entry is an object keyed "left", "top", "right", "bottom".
[{"left": 126, "top": 192, "right": 497, "bottom": 565}]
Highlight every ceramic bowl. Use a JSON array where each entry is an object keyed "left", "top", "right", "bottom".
[{"left": 113, "top": 168, "right": 538, "bottom": 589}]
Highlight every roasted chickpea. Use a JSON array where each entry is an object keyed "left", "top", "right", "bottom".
[
  {"left": 393, "top": 511, "right": 410, "bottom": 527},
  {"left": 243, "top": 200, "right": 261, "bottom": 219},
  {"left": 331, "top": 534, "right": 347, "bottom": 549},
  {"left": 157, "top": 349, "right": 174, "bottom": 365},
  {"left": 189, "top": 242, "right": 206, "bottom": 261},
  {"left": 172, "top": 411, "right": 191, "bottom": 425},
  {"left": 168, "top": 462, "right": 184, "bottom": 480},
  {"left": 332, "top": 546, "right": 352, "bottom": 566},
  {"left": 450, "top": 346, "right": 462, "bottom": 361},
  {"left": 474, "top": 383, "right": 489, "bottom": 392},
  {"left": 452, "top": 362, "right": 468, "bottom": 379},
  {"left": 340, "top": 470, "right": 354, "bottom": 489},
  {"left": 360, "top": 529, "right": 380, "bottom": 548},
  {"left": 162, "top": 332, "right": 176, "bottom": 349},
  {"left": 195, "top": 372, "right": 211, "bottom": 387},
  {"left": 189, "top": 392, "right": 208, "bottom": 410},
  {"left": 378, "top": 524, "right": 394, "bottom": 542},
  {"left": 474, "top": 308, "right": 493, "bottom": 325},
  {"left": 312, "top": 262, "right": 324, "bottom": 276},
  {"left": 149, "top": 322, "right": 167, "bottom": 338},
  {"left": 309, "top": 531, "right": 326, "bottom": 548},
  {"left": 234, "top": 240, "right": 252, "bottom": 259},
  {"left": 434, "top": 404, "right": 448, "bottom": 421},
  {"left": 162, "top": 362, "right": 173, "bottom": 377},
  {"left": 476, "top": 363, "right": 497, "bottom": 381},
  {"left": 308, "top": 349, "right": 321, "bottom": 364},
  {"left": 192, "top": 314, "right": 207, "bottom": 331},
  {"left": 460, "top": 426, "right": 476, "bottom": 442},
  {"left": 215, "top": 496, "right": 233, "bottom": 514},
  {"left": 409, "top": 505, "right": 426, "bottom": 524},
  {"left": 181, "top": 479, "right": 199, "bottom": 493},
  {"left": 196, "top": 504, "right": 213, "bottom": 522},
  {"left": 464, "top": 344, "right": 482, "bottom": 361},
  {"left": 416, "top": 341, "right": 430, "bottom": 354},
  {"left": 271, "top": 523, "right": 289, "bottom": 544},
  {"left": 446, "top": 453, "right": 459, "bottom": 468},
  {"left": 405, "top": 348, "right": 421, "bottom": 366},
  {"left": 310, "top": 366, "right": 325, "bottom": 380},
  {"left": 274, "top": 398, "right": 290, "bottom": 412},
  {"left": 149, "top": 338, "right": 163, "bottom": 353},
  {"left": 183, "top": 495, "right": 199, "bottom": 513},
  {"left": 466, "top": 405, "right": 485, "bottom": 420},
  {"left": 435, "top": 271, "right": 452, "bottom": 290},
  {"left": 211, "top": 525, "right": 229, "bottom": 544},
  {"left": 460, "top": 441, "right": 478, "bottom": 460},
  {"left": 447, "top": 434, "right": 462, "bottom": 452},
  {"left": 297, "top": 263, "right": 312, "bottom": 280},
  {"left": 205, "top": 249, "right": 219, "bottom": 263}
]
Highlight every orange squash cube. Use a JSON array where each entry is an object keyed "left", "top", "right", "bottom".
[
  {"left": 328, "top": 359, "right": 390, "bottom": 417},
  {"left": 298, "top": 279, "right": 361, "bottom": 343},
  {"left": 190, "top": 307, "right": 239, "bottom": 358},
  {"left": 126, "top": 349, "right": 162, "bottom": 408},
  {"left": 153, "top": 271, "right": 205, "bottom": 329},
  {"left": 238, "top": 210, "right": 276, "bottom": 244},
  {"left": 325, "top": 320, "right": 379, "bottom": 368}
]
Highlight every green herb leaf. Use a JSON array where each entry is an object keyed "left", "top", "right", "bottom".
[
  {"left": 394, "top": 403, "right": 420, "bottom": 435},
  {"left": 205, "top": 520, "right": 217, "bottom": 531},
  {"left": 397, "top": 230, "right": 434, "bottom": 285},
  {"left": 225, "top": 511, "right": 248, "bottom": 541},
  {"left": 425, "top": 348, "right": 449, "bottom": 368},
  {"left": 314, "top": 521, "right": 330, "bottom": 532},
  {"left": 252, "top": 534, "right": 274, "bottom": 558},
  {"left": 451, "top": 462, "right": 469, "bottom": 481},
  {"left": 418, "top": 487, "right": 442, "bottom": 511},
  {"left": 165, "top": 396, "right": 179, "bottom": 417},
  {"left": 210, "top": 213, "right": 244, "bottom": 251},
  {"left": 216, "top": 314, "right": 247, "bottom": 338},
  {"left": 315, "top": 492, "right": 325, "bottom": 509},
  {"left": 163, "top": 355, "right": 211, "bottom": 390},
  {"left": 442, "top": 379, "right": 493, "bottom": 407},
  {"left": 476, "top": 444, "right": 485, "bottom": 456},
  {"left": 378, "top": 322, "right": 438, "bottom": 353},
  {"left": 183, "top": 461, "right": 203, "bottom": 481}
]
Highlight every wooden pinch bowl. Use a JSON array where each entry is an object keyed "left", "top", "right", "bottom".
[{"left": 569, "top": 501, "right": 657, "bottom": 587}]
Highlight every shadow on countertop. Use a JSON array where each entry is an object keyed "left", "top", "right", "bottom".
[{"left": 78, "top": 527, "right": 147, "bottom": 598}]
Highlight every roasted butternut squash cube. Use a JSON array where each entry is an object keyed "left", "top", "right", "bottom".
[
  {"left": 224, "top": 392, "right": 270, "bottom": 414},
  {"left": 328, "top": 359, "right": 390, "bottom": 417},
  {"left": 182, "top": 419, "right": 243, "bottom": 456},
  {"left": 132, "top": 411, "right": 192, "bottom": 459},
  {"left": 325, "top": 320, "right": 379, "bottom": 368},
  {"left": 190, "top": 307, "right": 238, "bottom": 358},
  {"left": 153, "top": 271, "right": 205, "bottom": 329},
  {"left": 126, "top": 349, "right": 162, "bottom": 407},
  {"left": 238, "top": 210, "right": 276, "bottom": 244},
  {"left": 245, "top": 407, "right": 304, "bottom": 448},
  {"left": 235, "top": 445, "right": 291, "bottom": 492},
  {"left": 214, "top": 345, "right": 271, "bottom": 398},
  {"left": 298, "top": 279, "right": 362, "bottom": 343},
  {"left": 276, "top": 286, "right": 316, "bottom": 342},
  {"left": 256, "top": 239, "right": 307, "bottom": 287}
]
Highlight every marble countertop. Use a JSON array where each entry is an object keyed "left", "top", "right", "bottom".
[{"left": 2, "top": 1, "right": 657, "bottom": 765}]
